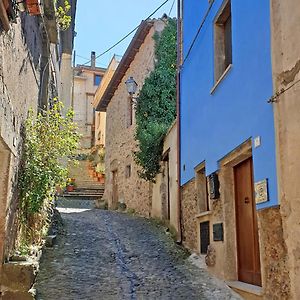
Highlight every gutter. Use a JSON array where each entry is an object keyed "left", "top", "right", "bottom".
[{"left": 176, "top": 0, "right": 183, "bottom": 243}]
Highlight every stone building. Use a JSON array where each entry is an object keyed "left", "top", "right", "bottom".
[
  {"left": 271, "top": 1, "right": 300, "bottom": 299},
  {"left": 95, "top": 19, "right": 166, "bottom": 216},
  {"left": 178, "top": 0, "right": 294, "bottom": 299},
  {"left": 0, "top": 0, "right": 75, "bottom": 299},
  {"left": 0, "top": 0, "right": 69, "bottom": 296},
  {"left": 73, "top": 52, "right": 106, "bottom": 149},
  {"left": 93, "top": 55, "right": 121, "bottom": 147}
]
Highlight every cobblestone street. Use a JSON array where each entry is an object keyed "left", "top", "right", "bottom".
[{"left": 35, "top": 199, "right": 241, "bottom": 300}]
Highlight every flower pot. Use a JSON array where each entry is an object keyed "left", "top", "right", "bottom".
[
  {"left": 66, "top": 185, "right": 74, "bottom": 192},
  {"left": 26, "top": 0, "right": 41, "bottom": 16}
]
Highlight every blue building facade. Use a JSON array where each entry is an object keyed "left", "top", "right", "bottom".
[{"left": 180, "top": 0, "right": 277, "bottom": 210}]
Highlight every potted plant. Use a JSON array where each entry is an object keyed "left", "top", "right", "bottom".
[
  {"left": 66, "top": 178, "right": 75, "bottom": 192},
  {"left": 96, "top": 165, "right": 105, "bottom": 184},
  {"left": 25, "top": 0, "right": 41, "bottom": 16}
]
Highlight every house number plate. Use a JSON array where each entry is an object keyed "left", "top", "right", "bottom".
[{"left": 255, "top": 179, "right": 269, "bottom": 204}]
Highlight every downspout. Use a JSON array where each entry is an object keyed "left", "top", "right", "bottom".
[{"left": 176, "top": 0, "right": 183, "bottom": 243}]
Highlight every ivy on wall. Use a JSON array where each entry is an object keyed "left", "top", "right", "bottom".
[{"left": 134, "top": 18, "right": 177, "bottom": 182}]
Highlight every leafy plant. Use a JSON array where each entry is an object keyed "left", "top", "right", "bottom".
[
  {"left": 134, "top": 18, "right": 177, "bottom": 181},
  {"left": 96, "top": 164, "right": 105, "bottom": 174},
  {"left": 19, "top": 99, "right": 80, "bottom": 220},
  {"left": 55, "top": 0, "right": 71, "bottom": 30}
]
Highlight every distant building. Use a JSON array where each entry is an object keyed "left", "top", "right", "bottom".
[
  {"left": 93, "top": 55, "right": 121, "bottom": 147},
  {"left": 179, "top": 1, "right": 288, "bottom": 299},
  {"left": 73, "top": 52, "right": 106, "bottom": 149}
]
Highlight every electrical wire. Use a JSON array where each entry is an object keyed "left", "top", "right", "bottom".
[
  {"left": 168, "top": 0, "right": 175, "bottom": 16},
  {"left": 82, "top": 0, "right": 170, "bottom": 66},
  {"left": 181, "top": 0, "right": 215, "bottom": 68},
  {"left": 268, "top": 78, "right": 300, "bottom": 103},
  {"left": 76, "top": 54, "right": 107, "bottom": 67}
]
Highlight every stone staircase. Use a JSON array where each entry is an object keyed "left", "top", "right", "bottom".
[{"left": 64, "top": 161, "right": 104, "bottom": 200}]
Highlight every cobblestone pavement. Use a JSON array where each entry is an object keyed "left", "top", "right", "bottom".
[{"left": 35, "top": 199, "right": 242, "bottom": 300}]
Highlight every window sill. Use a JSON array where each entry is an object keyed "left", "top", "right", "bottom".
[
  {"left": 195, "top": 211, "right": 212, "bottom": 219},
  {"left": 210, "top": 64, "right": 233, "bottom": 94}
]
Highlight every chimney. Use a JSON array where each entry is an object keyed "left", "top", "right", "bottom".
[{"left": 91, "top": 51, "right": 96, "bottom": 68}]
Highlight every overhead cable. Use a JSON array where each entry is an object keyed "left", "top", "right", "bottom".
[{"left": 82, "top": 0, "right": 170, "bottom": 66}]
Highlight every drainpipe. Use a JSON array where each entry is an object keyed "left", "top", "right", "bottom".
[{"left": 176, "top": 0, "right": 183, "bottom": 244}]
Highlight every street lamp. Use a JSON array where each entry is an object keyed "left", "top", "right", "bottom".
[{"left": 125, "top": 76, "right": 138, "bottom": 96}]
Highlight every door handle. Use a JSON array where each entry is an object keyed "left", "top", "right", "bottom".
[{"left": 244, "top": 197, "right": 250, "bottom": 204}]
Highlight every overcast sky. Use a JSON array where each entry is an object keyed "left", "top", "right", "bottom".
[{"left": 74, "top": 0, "right": 177, "bottom": 68}]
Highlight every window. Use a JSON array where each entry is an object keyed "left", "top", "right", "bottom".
[
  {"left": 94, "top": 74, "right": 102, "bottom": 86},
  {"left": 126, "top": 98, "right": 133, "bottom": 128},
  {"left": 125, "top": 165, "right": 131, "bottom": 178},
  {"left": 214, "top": 0, "right": 232, "bottom": 82},
  {"left": 196, "top": 168, "right": 209, "bottom": 213}
]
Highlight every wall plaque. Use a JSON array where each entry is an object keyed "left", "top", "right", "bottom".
[
  {"left": 255, "top": 179, "right": 269, "bottom": 204},
  {"left": 213, "top": 223, "right": 223, "bottom": 241}
]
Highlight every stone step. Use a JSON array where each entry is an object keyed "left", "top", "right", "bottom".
[{"left": 62, "top": 193, "right": 103, "bottom": 199}]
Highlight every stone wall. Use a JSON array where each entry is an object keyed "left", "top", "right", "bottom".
[
  {"left": 271, "top": 1, "right": 300, "bottom": 298},
  {"left": 181, "top": 179, "right": 198, "bottom": 251},
  {"left": 0, "top": 14, "right": 45, "bottom": 263},
  {"left": 257, "top": 206, "right": 290, "bottom": 300},
  {"left": 0, "top": 10, "right": 61, "bottom": 286},
  {"left": 104, "top": 21, "right": 165, "bottom": 217}
]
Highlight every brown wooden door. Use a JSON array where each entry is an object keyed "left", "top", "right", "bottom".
[
  {"left": 165, "top": 158, "right": 170, "bottom": 220},
  {"left": 112, "top": 170, "right": 118, "bottom": 210},
  {"left": 234, "top": 158, "right": 261, "bottom": 286}
]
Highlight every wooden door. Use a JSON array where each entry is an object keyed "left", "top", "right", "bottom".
[
  {"left": 166, "top": 158, "right": 170, "bottom": 220},
  {"left": 112, "top": 170, "right": 118, "bottom": 210},
  {"left": 162, "top": 154, "right": 170, "bottom": 220},
  {"left": 234, "top": 158, "right": 261, "bottom": 286}
]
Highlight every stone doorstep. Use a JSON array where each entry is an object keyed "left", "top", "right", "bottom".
[
  {"left": 226, "top": 281, "right": 263, "bottom": 299},
  {"left": 1, "top": 261, "right": 38, "bottom": 292}
]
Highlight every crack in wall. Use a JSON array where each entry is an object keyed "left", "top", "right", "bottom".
[{"left": 278, "top": 59, "right": 300, "bottom": 86}]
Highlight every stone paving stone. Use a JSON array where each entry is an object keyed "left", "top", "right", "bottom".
[{"left": 35, "top": 199, "right": 242, "bottom": 300}]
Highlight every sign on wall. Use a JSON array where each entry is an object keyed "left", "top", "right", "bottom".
[{"left": 255, "top": 179, "right": 269, "bottom": 204}]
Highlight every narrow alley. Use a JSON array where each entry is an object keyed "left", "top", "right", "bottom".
[{"left": 35, "top": 199, "right": 240, "bottom": 300}]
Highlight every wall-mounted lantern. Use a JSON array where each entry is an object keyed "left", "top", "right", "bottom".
[{"left": 125, "top": 76, "right": 138, "bottom": 96}]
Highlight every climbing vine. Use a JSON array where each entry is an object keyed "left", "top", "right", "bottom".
[
  {"left": 134, "top": 18, "right": 177, "bottom": 182},
  {"left": 19, "top": 100, "right": 80, "bottom": 221}
]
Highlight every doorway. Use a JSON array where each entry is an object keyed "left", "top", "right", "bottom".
[
  {"left": 162, "top": 153, "right": 170, "bottom": 220},
  {"left": 234, "top": 157, "right": 261, "bottom": 286},
  {"left": 112, "top": 170, "right": 118, "bottom": 210}
]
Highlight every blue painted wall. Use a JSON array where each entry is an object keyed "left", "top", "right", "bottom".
[{"left": 180, "top": 0, "right": 278, "bottom": 209}]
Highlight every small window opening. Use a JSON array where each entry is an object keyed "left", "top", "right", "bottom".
[{"left": 214, "top": 0, "right": 232, "bottom": 82}]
